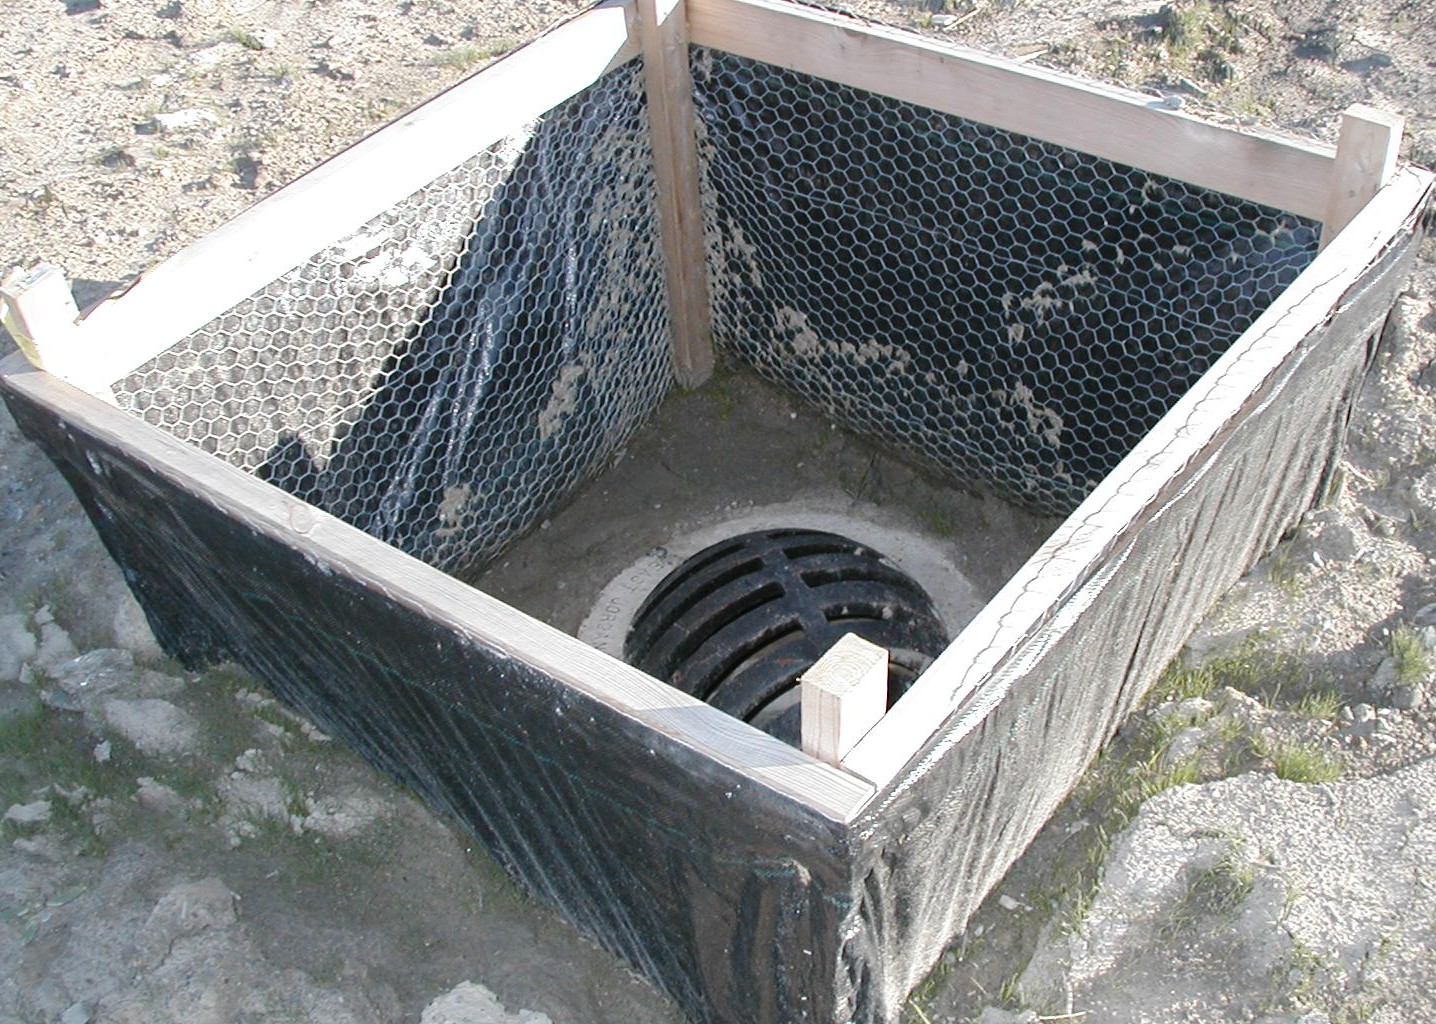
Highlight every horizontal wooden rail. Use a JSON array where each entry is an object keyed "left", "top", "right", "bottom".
[
  {"left": 0, "top": 349, "right": 876, "bottom": 822},
  {"left": 843, "top": 165, "right": 1435, "bottom": 788},
  {"left": 688, "top": 0, "right": 1336, "bottom": 221},
  {"left": 38, "top": 0, "right": 640, "bottom": 395}
]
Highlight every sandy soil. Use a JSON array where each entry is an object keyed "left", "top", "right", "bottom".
[{"left": 3, "top": 1, "right": 1436, "bottom": 1022}]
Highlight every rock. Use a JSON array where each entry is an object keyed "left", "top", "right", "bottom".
[
  {"left": 1390, "top": 680, "right": 1426, "bottom": 710},
  {"left": 419, "top": 982, "right": 552, "bottom": 1024},
  {"left": 53, "top": 649, "right": 136, "bottom": 703},
  {"left": 1370, "top": 655, "right": 1400, "bottom": 696},
  {"left": 136, "top": 777, "right": 187, "bottom": 815},
  {"left": 60, "top": 1000, "right": 96, "bottom": 1024},
  {"left": 1160, "top": 725, "right": 1206, "bottom": 769},
  {"left": 151, "top": 108, "right": 220, "bottom": 134},
  {"left": 100, "top": 697, "right": 200, "bottom": 757},
  {"left": 4, "top": 798, "right": 53, "bottom": 825},
  {"left": 1305, "top": 509, "right": 1362, "bottom": 562},
  {"left": 221, "top": 771, "right": 289, "bottom": 822},
  {"left": 975, "top": 1010, "right": 1038, "bottom": 1024},
  {"left": 1022, "top": 759, "right": 1436, "bottom": 1021},
  {"left": 1148, "top": 696, "right": 1214, "bottom": 731},
  {"left": 141, "top": 878, "right": 238, "bottom": 950},
  {"left": 34, "top": 617, "right": 78, "bottom": 669},
  {"left": 0, "top": 612, "right": 38, "bottom": 681},
  {"left": 301, "top": 791, "right": 388, "bottom": 839},
  {"left": 111, "top": 594, "right": 162, "bottom": 662},
  {"left": 92, "top": 740, "right": 111, "bottom": 763},
  {"left": 189, "top": 44, "right": 236, "bottom": 68},
  {"left": 1370, "top": 655, "right": 1427, "bottom": 709}
]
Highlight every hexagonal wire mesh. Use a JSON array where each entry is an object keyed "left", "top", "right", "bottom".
[
  {"left": 113, "top": 60, "right": 673, "bottom": 576},
  {"left": 111, "top": 43, "right": 1325, "bottom": 580},
  {"left": 691, "top": 47, "right": 1322, "bottom": 516}
]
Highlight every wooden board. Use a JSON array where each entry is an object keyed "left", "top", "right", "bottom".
[
  {"left": 800, "top": 633, "right": 888, "bottom": 766},
  {"left": 44, "top": 1, "right": 640, "bottom": 396},
  {"left": 687, "top": 0, "right": 1335, "bottom": 219},
  {"left": 843, "top": 165, "right": 1435, "bottom": 788},
  {"left": 1320, "top": 104, "right": 1404, "bottom": 247},
  {"left": 0, "top": 353, "right": 874, "bottom": 821},
  {"left": 637, "top": 0, "right": 716, "bottom": 386}
]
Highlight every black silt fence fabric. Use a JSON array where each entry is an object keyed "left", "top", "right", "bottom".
[
  {"left": 115, "top": 61, "right": 673, "bottom": 578},
  {"left": 841, "top": 219, "right": 1424, "bottom": 1020},
  {"left": 6, "top": 203, "right": 1415, "bottom": 1024},
  {"left": 692, "top": 47, "right": 1321, "bottom": 515},
  {"left": 2, "top": 382, "right": 859, "bottom": 1024}
]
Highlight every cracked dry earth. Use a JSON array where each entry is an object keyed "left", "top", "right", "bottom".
[{"left": 5, "top": 1, "right": 1436, "bottom": 1023}]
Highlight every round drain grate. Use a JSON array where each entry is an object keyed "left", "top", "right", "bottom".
[{"left": 624, "top": 528, "right": 948, "bottom": 745}]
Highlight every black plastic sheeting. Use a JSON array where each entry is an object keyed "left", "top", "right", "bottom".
[
  {"left": 114, "top": 61, "right": 674, "bottom": 579},
  {"left": 4, "top": 193, "right": 1424, "bottom": 1024},
  {"left": 841, "top": 217, "right": 1426, "bottom": 1020},
  {"left": 692, "top": 48, "right": 1322, "bottom": 517},
  {"left": 2, "top": 373, "right": 856, "bottom": 1024}
]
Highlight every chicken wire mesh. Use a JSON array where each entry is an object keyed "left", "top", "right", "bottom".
[
  {"left": 691, "top": 47, "right": 1322, "bottom": 516},
  {"left": 113, "top": 59, "right": 672, "bottom": 576}
]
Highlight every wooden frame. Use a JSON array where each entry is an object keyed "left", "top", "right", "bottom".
[
  {"left": 4, "top": 3, "right": 1430, "bottom": 1021},
  {"left": 12, "top": 0, "right": 1400, "bottom": 402},
  {"left": 13, "top": 0, "right": 638, "bottom": 397},
  {"left": 686, "top": 0, "right": 1338, "bottom": 218},
  {"left": 842, "top": 162, "right": 1434, "bottom": 786}
]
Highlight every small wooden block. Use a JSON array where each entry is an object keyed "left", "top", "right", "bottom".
[
  {"left": 1320, "top": 104, "right": 1404, "bottom": 248},
  {"left": 1, "top": 264, "right": 81, "bottom": 372},
  {"left": 801, "top": 633, "right": 888, "bottom": 766}
]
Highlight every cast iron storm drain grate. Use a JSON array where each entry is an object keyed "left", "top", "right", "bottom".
[{"left": 624, "top": 528, "right": 949, "bottom": 744}]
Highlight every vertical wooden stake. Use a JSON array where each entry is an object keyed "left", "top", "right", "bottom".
[
  {"left": 1, "top": 264, "right": 118, "bottom": 403},
  {"left": 636, "top": 0, "right": 715, "bottom": 387},
  {"left": 1320, "top": 105, "right": 1403, "bottom": 249},
  {"left": 801, "top": 633, "right": 889, "bottom": 767},
  {"left": 1, "top": 264, "right": 81, "bottom": 372}
]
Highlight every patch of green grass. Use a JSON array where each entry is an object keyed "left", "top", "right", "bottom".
[
  {"left": 1151, "top": 661, "right": 1217, "bottom": 702},
  {"left": 1, "top": 702, "right": 119, "bottom": 805},
  {"left": 231, "top": 27, "right": 265, "bottom": 51},
  {"left": 1389, "top": 624, "right": 1430, "bottom": 686},
  {"left": 1157, "top": 848, "right": 1257, "bottom": 940},
  {"left": 0, "top": 700, "right": 47, "bottom": 763},
  {"left": 1256, "top": 737, "right": 1344, "bottom": 783},
  {"left": 432, "top": 41, "right": 512, "bottom": 70},
  {"left": 1291, "top": 688, "right": 1343, "bottom": 720},
  {"left": 1166, "top": 635, "right": 1319, "bottom": 707},
  {"left": 902, "top": 952, "right": 952, "bottom": 1023}
]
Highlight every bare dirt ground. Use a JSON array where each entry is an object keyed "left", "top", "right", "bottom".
[{"left": 2, "top": 1, "right": 1436, "bottom": 1022}]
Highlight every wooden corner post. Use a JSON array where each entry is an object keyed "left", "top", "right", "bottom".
[
  {"left": 1, "top": 264, "right": 81, "bottom": 373},
  {"left": 1320, "top": 104, "right": 1404, "bottom": 248},
  {"left": 1, "top": 265, "right": 118, "bottom": 403},
  {"left": 636, "top": 0, "right": 715, "bottom": 387},
  {"left": 801, "top": 633, "right": 888, "bottom": 767}
]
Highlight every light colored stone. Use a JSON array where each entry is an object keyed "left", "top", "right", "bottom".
[
  {"left": 136, "top": 777, "right": 187, "bottom": 815},
  {"left": 975, "top": 1009, "right": 1038, "bottom": 1024},
  {"left": 0, "top": 612, "right": 38, "bottom": 681},
  {"left": 111, "top": 594, "right": 162, "bottom": 662},
  {"left": 60, "top": 1000, "right": 95, "bottom": 1024},
  {"left": 4, "top": 798, "right": 53, "bottom": 825},
  {"left": 1023, "top": 759, "right": 1436, "bottom": 1021},
  {"left": 54, "top": 649, "right": 136, "bottom": 703},
  {"left": 419, "top": 982, "right": 552, "bottom": 1024},
  {"left": 1160, "top": 725, "right": 1206, "bottom": 770},
  {"left": 35, "top": 619, "right": 78, "bottom": 668},
  {"left": 101, "top": 697, "right": 199, "bottom": 757},
  {"left": 152, "top": 108, "right": 220, "bottom": 134}
]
